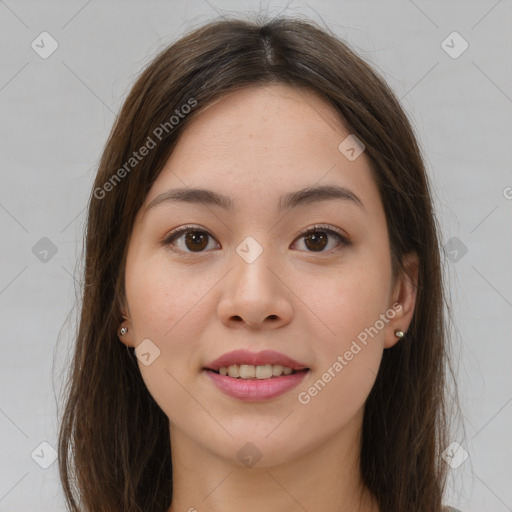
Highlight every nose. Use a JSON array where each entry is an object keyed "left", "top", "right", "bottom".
[{"left": 217, "top": 243, "right": 294, "bottom": 330}]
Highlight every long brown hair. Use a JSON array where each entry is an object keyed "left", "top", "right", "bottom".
[{"left": 57, "top": 15, "right": 460, "bottom": 512}]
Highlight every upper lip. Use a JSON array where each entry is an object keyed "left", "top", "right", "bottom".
[{"left": 204, "top": 349, "right": 309, "bottom": 371}]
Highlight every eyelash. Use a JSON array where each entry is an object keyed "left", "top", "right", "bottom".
[{"left": 162, "top": 224, "right": 351, "bottom": 256}]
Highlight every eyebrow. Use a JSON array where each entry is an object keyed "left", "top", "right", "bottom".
[{"left": 144, "top": 184, "right": 364, "bottom": 213}]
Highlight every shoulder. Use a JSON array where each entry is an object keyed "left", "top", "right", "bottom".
[{"left": 443, "top": 507, "right": 463, "bottom": 512}]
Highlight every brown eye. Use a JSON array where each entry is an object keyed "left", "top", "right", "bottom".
[
  {"left": 304, "top": 231, "right": 328, "bottom": 251},
  {"left": 292, "top": 225, "right": 351, "bottom": 253},
  {"left": 184, "top": 231, "right": 209, "bottom": 251},
  {"left": 164, "top": 226, "right": 220, "bottom": 253}
]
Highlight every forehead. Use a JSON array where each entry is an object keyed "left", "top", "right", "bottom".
[
  {"left": 174, "top": 84, "right": 349, "bottom": 162},
  {"left": 144, "top": 84, "right": 379, "bottom": 215}
]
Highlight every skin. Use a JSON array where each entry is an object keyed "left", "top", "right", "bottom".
[{"left": 119, "top": 84, "right": 418, "bottom": 512}]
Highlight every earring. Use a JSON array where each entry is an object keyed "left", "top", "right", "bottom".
[
  {"left": 394, "top": 329, "right": 404, "bottom": 339},
  {"left": 119, "top": 326, "right": 128, "bottom": 336}
]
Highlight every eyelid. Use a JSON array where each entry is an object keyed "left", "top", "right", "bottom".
[
  {"left": 163, "top": 224, "right": 209, "bottom": 240},
  {"left": 294, "top": 223, "right": 350, "bottom": 242},
  {"left": 162, "top": 224, "right": 216, "bottom": 246}
]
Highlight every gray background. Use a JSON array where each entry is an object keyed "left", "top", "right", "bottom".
[{"left": 1, "top": 1, "right": 511, "bottom": 510}]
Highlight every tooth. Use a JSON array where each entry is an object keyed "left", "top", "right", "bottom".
[
  {"left": 256, "top": 364, "right": 273, "bottom": 379},
  {"left": 219, "top": 364, "right": 296, "bottom": 379},
  {"left": 239, "top": 364, "right": 256, "bottom": 379},
  {"left": 227, "top": 365, "right": 239, "bottom": 378},
  {"left": 272, "top": 364, "right": 283, "bottom": 376}
]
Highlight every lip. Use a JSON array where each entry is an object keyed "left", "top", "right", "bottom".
[
  {"left": 204, "top": 349, "right": 309, "bottom": 371},
  {"left": 203, "top": 368, "right": 310, "bottom": 402}
]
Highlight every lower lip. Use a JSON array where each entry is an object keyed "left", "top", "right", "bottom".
[{"left": 203, "top": 369, "right": 309, "bottom": 402}]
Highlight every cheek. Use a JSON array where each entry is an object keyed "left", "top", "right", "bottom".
[
  {"left": 126, "top": 250, "right": 208, "bottom": 339},
  {"left": 124, "top": 254, "right": 213, "bottom": 418},
  {"left": 292, "top": 252, "right": 391, "bottom": 414},
  {"left": 303, "top": 255, "right": 391, "bottom": 349}
]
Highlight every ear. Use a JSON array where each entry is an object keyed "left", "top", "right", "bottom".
[
  {"left": 117, "top": 295, "right": 136, "bottom": 348},
  {"left": 384, "top": 252, "right": 419, "bottom": 349}
]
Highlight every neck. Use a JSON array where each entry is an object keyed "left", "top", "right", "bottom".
[{"left": 167, "top": 406, "right": 379, "bottom": 512}]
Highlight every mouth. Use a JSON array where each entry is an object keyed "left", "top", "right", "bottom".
[{"left": 202, "top": 349, "right": 310, "bottom": 400}]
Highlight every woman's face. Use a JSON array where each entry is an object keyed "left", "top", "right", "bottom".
[{"left": 122, "top": 84, "right": 415, "bottom": 466}]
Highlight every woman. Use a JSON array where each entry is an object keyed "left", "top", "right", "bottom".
[{"left": 58, "top": 16, "right": 462, "bottom": 512}]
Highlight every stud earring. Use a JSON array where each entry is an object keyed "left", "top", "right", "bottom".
[
  {"left": 394, "top": 329, "right": 404, "bottom": 339},
  {"left": 119, "top": 326, "right": 128, "bottom": 336}
]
